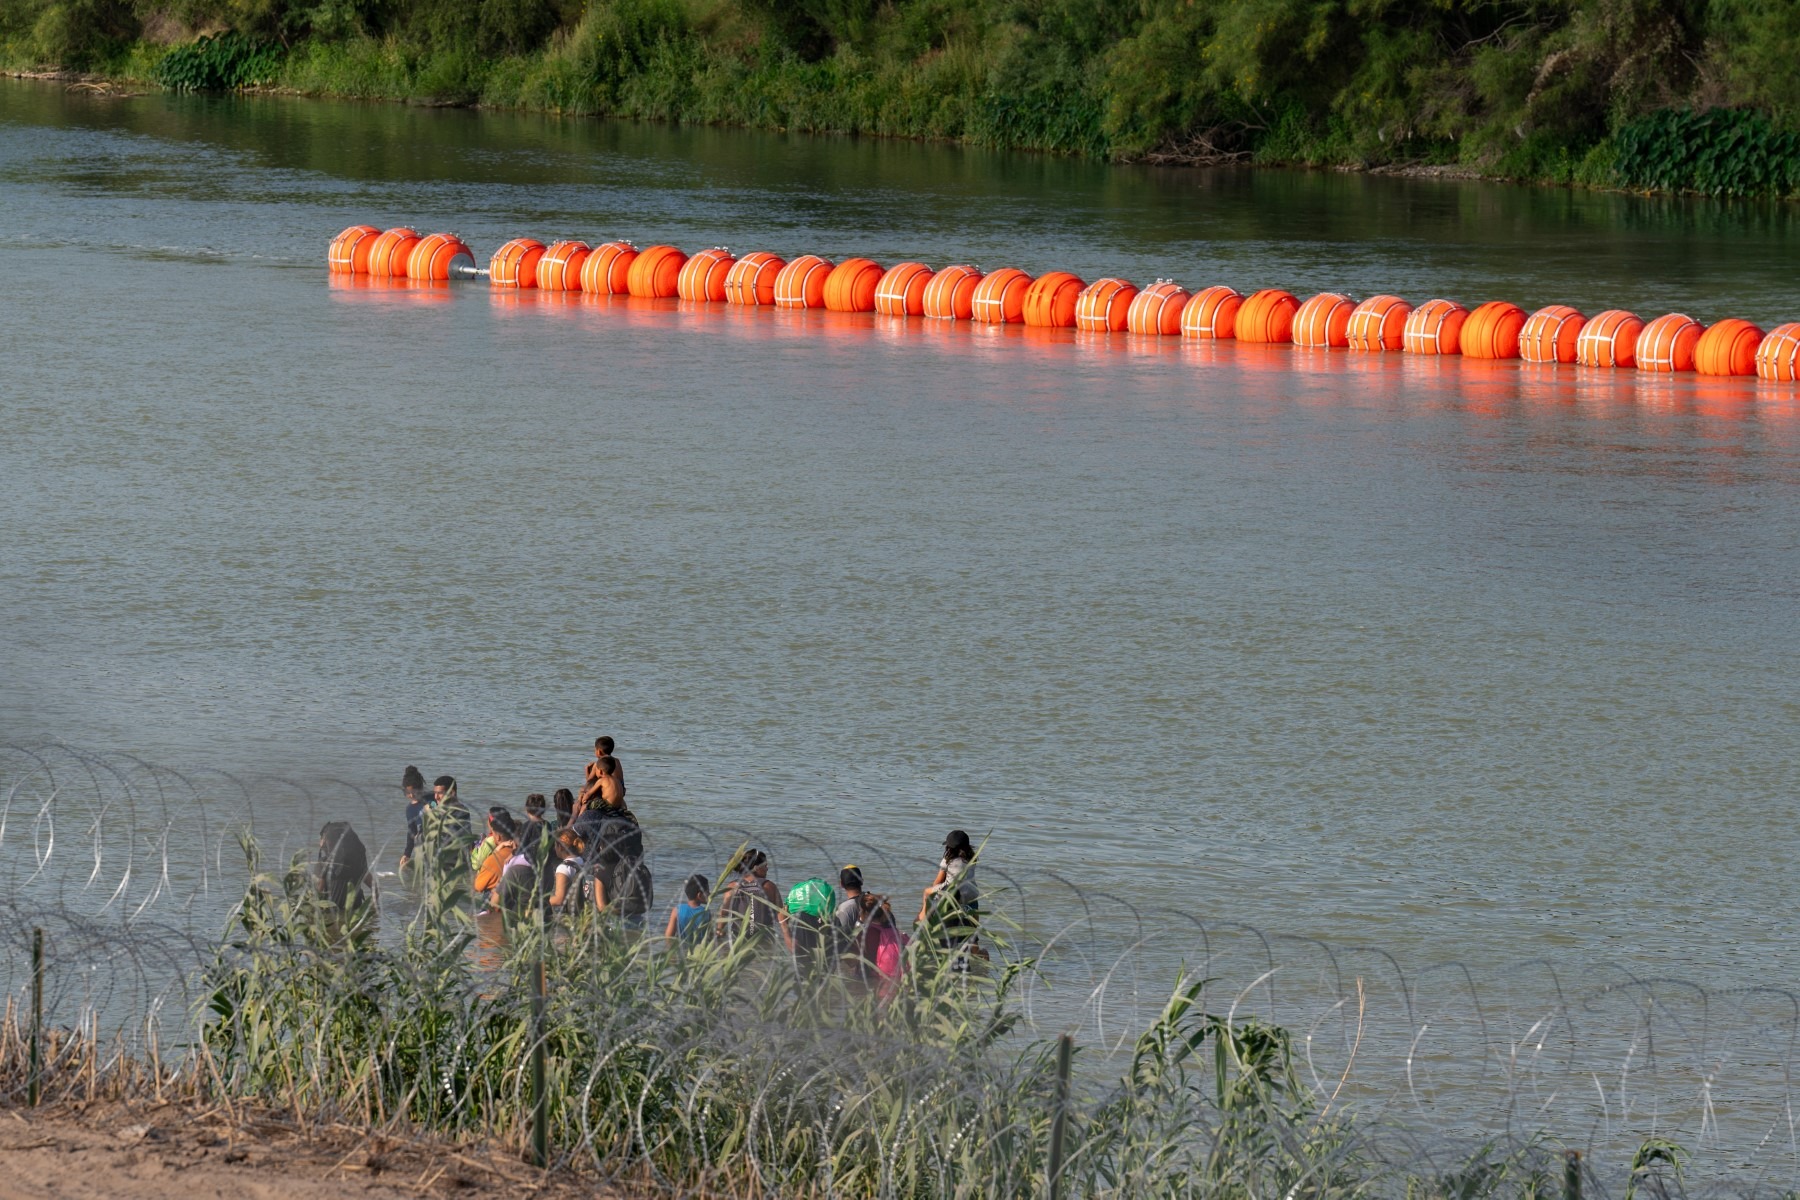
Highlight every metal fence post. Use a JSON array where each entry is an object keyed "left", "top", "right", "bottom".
[
  {"left": 1047, "top": 1033, "right": 1073, "bottom": 1200},
  {"left": 28, "top": 928, "right": 44, "bottom": 1107},
  {"left": 530, "top": 953, "right": 547, "bottom": 1168}
]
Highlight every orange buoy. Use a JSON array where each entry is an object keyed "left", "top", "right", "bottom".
[
  {"left": 1460, "top": 301, "right": 1527, "bottom": 360},
  {"left": 489, "top": 237, "right": 545, "bottom": 289},
  {"left": 723, "top": 251, "right": 784, "bottom": 306},
  {"left": 1402, "top": 299, "right": 1468, "bottom": 355},
  {"left": 366, "top": 227, "right": 422, "bottom": 278},
  {"left": 970, "top": 268, "right": 1032, "bottom": 324},
  {"left": 627, "top": 244, "right": 687, "bottom": 299},
  {"left": 579, "top": 241, "right": 636, "bottom": 294},
  {"left": 677, "top": 247, "right": 735, "bottom": 303},
  {"left": 328, "top": 225, "right": 380, "bottom": 275},
  {"left": 874, "top": 262, "right": 932, "bottom": 316},
  {"left": 1345, "top": 295, "right": 1409, "bottom": 351},
  {"left": 1126, "top": 281, "right": 1190, "bottom": 336},
  {"left": 405, "top": 233, "right": 474, "bottom": 282},
  {"left": 774, "top": 254, "right": 834, "bottom": 309},
  {"left": 1180, "top": 286, "right": 1242, "bottom": 340},
  {"left": 536, "top": 240, "right": 591, "bottom": 292},
  {"left": 1236, "top": 289, "right": 1300, "bottom": 344},
  {"left": 1693, "top": 319, "right": 1763, "bottom": 377},
  {"left": 1636, "top": 313, "right": 1702, "bottom": 372},
  {"left": 823, "top": 257, "right": 885, "bottom": 313},
  {"left": 1022, "top": 271, "right": 1084, "bottom": 328},
  {"left": 1519, "top": 305, "right": 1586, "bottom": 364},
  {"left": 921, "top": 265, "right": 982, "bottom": 320},
  {"left": 1575, "top": 310, "right": 1644, "bottom": 368},
  {"left": 1755, "top": 323, "right": 1800, "bottom": 382},
  {"left": 1076, "top": 278, "right": 1139, "bottom": 332},
  {"left": 1292, "top": 292, "right": 1355, "bottom": 348}
]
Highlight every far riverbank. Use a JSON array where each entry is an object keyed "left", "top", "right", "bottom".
[{"left": 6, "top": 0, "right": 1800, "bottom": 202}]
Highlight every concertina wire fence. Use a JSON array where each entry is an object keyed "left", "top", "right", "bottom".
[{"left": 2, "top": 742, "right": 1796, "bottom": 1197}]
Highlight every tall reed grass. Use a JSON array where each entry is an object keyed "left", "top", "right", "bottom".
[{"left": 189, "top": 836, "right": 1405, "bottom": 1195}]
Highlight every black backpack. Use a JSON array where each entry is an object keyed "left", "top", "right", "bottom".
[
  {"left": 610, "top": 859, "right": 654, "bottom": 918},
  {"left": 582, "top": 809, "right": 653, "bottom": 918},
  {"left": 314, "top": 822, "right": 369, "bottom": 909}
]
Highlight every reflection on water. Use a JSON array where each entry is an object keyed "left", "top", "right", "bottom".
[{"left": 5, "top": 78, "right": 1800, "bottom": 323}]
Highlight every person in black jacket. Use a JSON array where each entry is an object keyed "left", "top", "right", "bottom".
[{"left": 315, "top": 821, "right": 373, "bottom": 910}]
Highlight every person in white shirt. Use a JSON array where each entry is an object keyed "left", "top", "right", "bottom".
[{"left": 917, "top": 829, "right": 979, "bottom": 931}]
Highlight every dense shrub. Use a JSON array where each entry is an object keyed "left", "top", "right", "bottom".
[
  {"left": 152, "top": 31, "right": 282, "bottom": 90},
  {"left": 1614, "top": 106, "right": 1800, "bottom": 196},
  {"left": 5, "top": 0, "right": 140, "bottom": 70}
]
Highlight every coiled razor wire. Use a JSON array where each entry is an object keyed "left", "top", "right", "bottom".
[{"left": 3, "top": 742, "right": 1798, "bottom": 1195}]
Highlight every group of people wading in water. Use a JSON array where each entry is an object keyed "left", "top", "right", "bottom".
[{"left": 314, "top": 736, "right": 985, "bottom": 990}]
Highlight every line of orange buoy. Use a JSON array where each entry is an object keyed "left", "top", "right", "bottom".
[{"left": 326, "top": 226, "right": 1800, "bottom": 383}]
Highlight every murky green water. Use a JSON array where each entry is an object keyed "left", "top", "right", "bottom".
[{"left": 4, "top": 79, "right": 1799, "bottom": 990}]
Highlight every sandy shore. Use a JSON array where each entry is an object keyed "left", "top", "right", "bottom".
[{"left": 0, "top": 1098, "right": 619, "bottom": 1199}]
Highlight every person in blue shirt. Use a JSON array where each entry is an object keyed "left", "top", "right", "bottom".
[
  {"left": 398, "top": 765, "right": 428, "bottom": 872},
  {"left": 665, "top": 873, "right": 710, "bottom": 942}
]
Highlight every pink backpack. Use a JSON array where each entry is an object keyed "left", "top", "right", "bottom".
[{"left": 873, "top": 924, "right": 907, "bottom": 981}]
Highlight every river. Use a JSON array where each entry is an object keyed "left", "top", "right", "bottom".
[{"left": 3, "top": 78, "right": 1799, "bottom": 1176}]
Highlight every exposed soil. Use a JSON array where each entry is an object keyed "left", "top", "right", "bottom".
[
  {"left": 0, "top": 1098, "right": 617, "bottom": 1199},
  {"left": 3, "top": 70, "right": 146, "bottom": 97}
]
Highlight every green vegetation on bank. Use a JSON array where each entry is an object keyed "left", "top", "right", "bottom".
[
  {"left": 1, "top": 838, "right": 1700, "bottom": 1195},
  {"left": 5, "top": 0, "right": 1800, "bottom": 196}
]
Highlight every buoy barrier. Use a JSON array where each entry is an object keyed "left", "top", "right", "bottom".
[
  {"left": 1576, "top": 310, "right": 1643, "bottom": 368},
  {"left": 581, "top": 241, "right": 637, "bottom": 295},
  {"left": 367, "top": 227, "right": 421, "bottom": 278},
  {"left": 1460, "top": 301, "right": 1527, "bottom": 360},
  {"left": 1023, "top": 271, "right": 1084, "bottom": 328},
  {"left": 1293, "top": 292, "right": 1354, "bottom": 349},
  {"left": 1755, "top": 323, "right": 1800, "bottom": 381},
  {"left": 1636, "top": 313, "right": 1701, "bottom": 373},
  {"left": 922, "top": 265, "right": 981, "bottom": 320},
  {"left": 824, "top": 257, "right": 885, "bottom": 313},
  {"left": 1127, "top": 282, "right": 1188, "bottom": 336},
  {"left": 326, "top": 227, "right": 1800, "bottom": 387},
  {"left": 724, "top": 251, "right": 783, "bottom": 305},
  {"left": 874, "top": 262, "right": 932, "bottom": 316},
  {"left": 1346, "top": 295, "right": 1409, "bottom": 352},
  {"left": 1403, "top": 299, "right": 1467, "bottom": 355},
  {"left": 1076, "top": 278, "right": 1138, "bottom": 333},
  {"left": 678, "top": 247, "right": 735, "bottom": 303},
  {"left": 774, "top": 255, "right": 833, "bottom": 308},
  {"left": 1696, "top": 318, "right": 1763, "bottom": 377},
  {"left": 407, "top": 233, "right": 475, "bottom": 282},
  {"left": 490, "top": 237, "right": 545, "bottom": 289},
  {"left": 1237, "top": 289, "right": 1299, "bottom": 344},
  {"left": 971, "top": 268, "right": 1031, "bottom": 324},
  {"left": 1181, "top": 286, "right": 1242, "bottom": 340},
  {"left": 627, "top": 244, "right": 687, "bottom": 299},
  {"left": 536, "top": 240, "right": 591, "bottom": 292},
  {"left": 329, "top": 225, "right": 381, "bottom": 275},
  {"left": 1519, "top": 305, "right": 1586, "bottom": 364}
]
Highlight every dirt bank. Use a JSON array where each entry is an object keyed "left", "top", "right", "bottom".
[{"left": 0, "top": 1098, "right": 618, "bottom": 1199}]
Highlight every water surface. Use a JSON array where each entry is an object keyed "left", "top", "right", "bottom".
[{"left": 3, "top": 81, "right": 1799, "bottom": 1066}]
